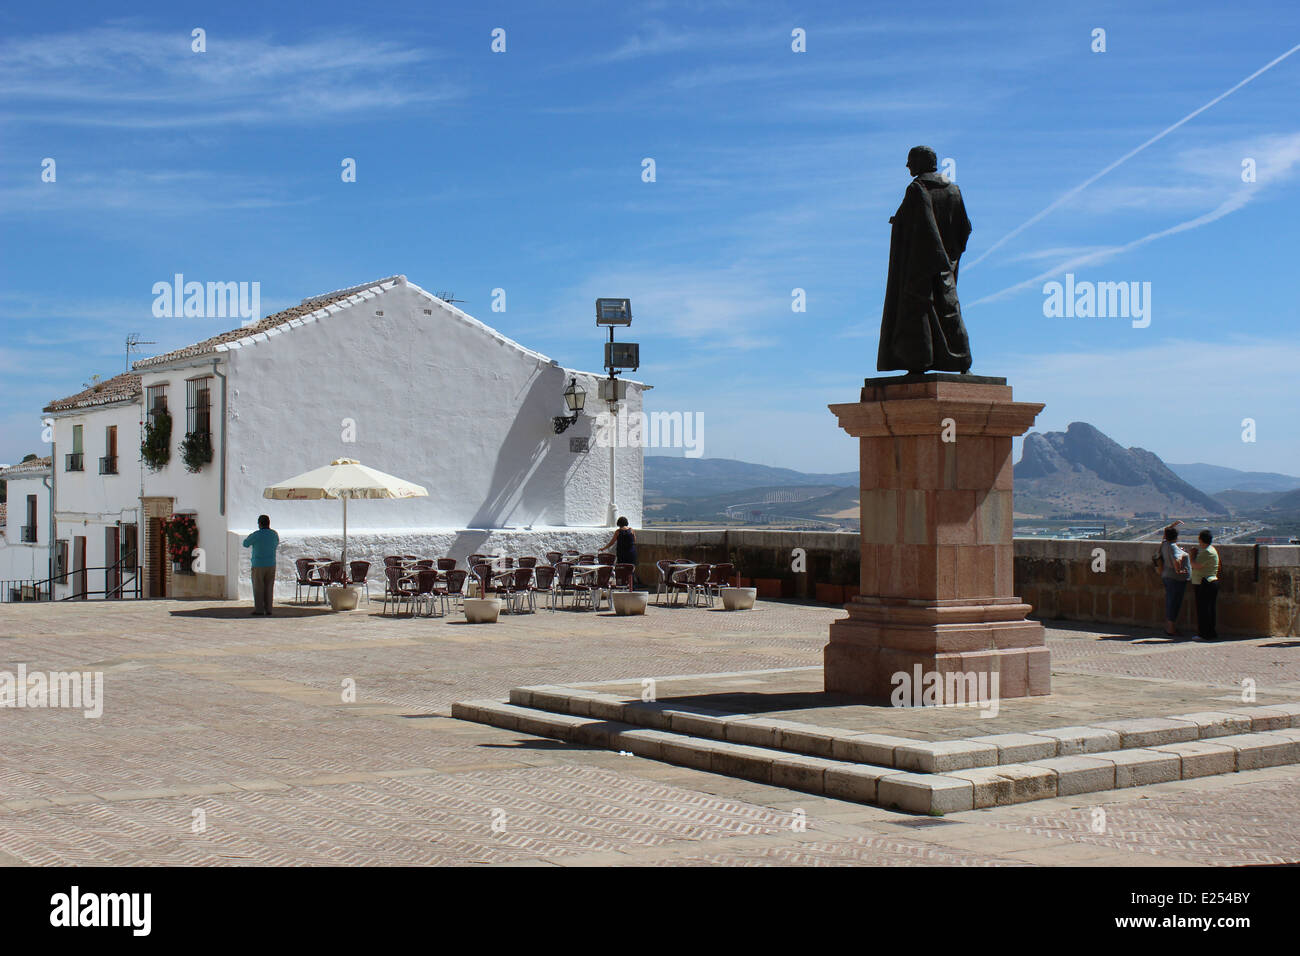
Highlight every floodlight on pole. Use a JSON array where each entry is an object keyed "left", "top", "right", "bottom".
[
  {"left": 595, "top": 298, "right": 636, "bottom": 525},
  {"left": 595, "top": 298, "right": 632, "bottom": 326}
]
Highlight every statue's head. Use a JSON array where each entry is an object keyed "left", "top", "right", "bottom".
[{"left": 906, "top": 145, "right": 938, "bottom": 176}]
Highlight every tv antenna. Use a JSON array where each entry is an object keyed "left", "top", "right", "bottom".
[
  {"left": 434, "top": 291, "right": 465, "bottom": 306},
  {"left": 126, "top": 333, "right": 155, "bottom": 371}
]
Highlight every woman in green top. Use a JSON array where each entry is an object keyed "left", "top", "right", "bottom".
[{"left": 1188, "top": 528, "right": 1220, "bottom": 642}]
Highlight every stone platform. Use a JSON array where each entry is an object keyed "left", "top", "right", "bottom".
[{"left": 454, "top": 667, "right": 1300, "bottom": 814}]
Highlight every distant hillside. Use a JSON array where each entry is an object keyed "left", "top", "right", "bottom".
[
  {"left": 646, "top": 483, "right": 855, "bottom": 526},
  {"left": 644, "top": 456, "right": 857, "bottom": 497},
  {"left": 1270, "top": 487, "right": 1300, "bottom": 512},
  {"left": 1015, "top": 422, "right": 1228, "bottom": 518},
  {"left": 1167, "top": 462, "right": 1300, "bottom": 495},
  {"left": 643, "top": 435, "right": 1276, "bottom": 524},
  {"left": 1215, "top": 489, "right": 1289, "bottom": 512}
]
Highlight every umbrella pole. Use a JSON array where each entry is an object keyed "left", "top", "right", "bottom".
[{"left": 341, "top": 495, "right": 348, "bottom": 573}]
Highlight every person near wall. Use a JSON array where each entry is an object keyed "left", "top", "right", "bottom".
[
  {"left": 243, "top": 514, "right": 280, "bottom": 617},
  {"left": 1159, "top": 522, "right": 1190, "bottom": 637},
  {"left": 1188, "top": 528, "right": 1221, "bottom": 642},
  {"left": 603, "top": 516, "right": 638, "bottom": 586}
]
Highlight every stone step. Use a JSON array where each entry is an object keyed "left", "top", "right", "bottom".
[
  {"left": 451, "top": 697, "right": 1300, "bottom": 815},
  {"left": 505, "top": 684, "right": 1300, "bottom": 772}
]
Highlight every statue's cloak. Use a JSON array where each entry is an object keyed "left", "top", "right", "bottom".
[{"left": 877, "top": 172, "right": 973, "bottom": 373}]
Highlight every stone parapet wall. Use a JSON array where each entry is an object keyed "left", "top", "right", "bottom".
[
  {"left": 636, "top": 529, "right": 858, "bottom": 601},
  {"left": 637, "top": 528, "right": 1300, "bottom": 637},
  {"left": 1015, "top": 539, "right": 1299, "bottom": 638}
]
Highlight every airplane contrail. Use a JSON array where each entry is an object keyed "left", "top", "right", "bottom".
[{"left": 965, "top": 41, "right": 1300, "bottom": 271}]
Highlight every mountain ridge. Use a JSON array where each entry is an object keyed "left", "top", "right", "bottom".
[
  {"left": 1014, "top": 423, "right": 1227, "bottom": 517},
  {"left": 644, "top": 456, "right": 858, "bottom": 497},
  {"left": 1166, "top": 462, "right": 1300, "bottom": 495},
  {"left": 644, "top": 426, "right": 1260, "bottom": 520}
]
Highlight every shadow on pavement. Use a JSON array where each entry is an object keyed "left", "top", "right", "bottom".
[
  {"left": 652, "top": 690, "right": 872, "bottom": 715},
  {"left": 169, "top": 605, "right": 334, "bottom": 618}
]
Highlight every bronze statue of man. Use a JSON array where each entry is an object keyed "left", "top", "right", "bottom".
[{"left": 877, "top": 146, "right": 973, "bottom": 374}]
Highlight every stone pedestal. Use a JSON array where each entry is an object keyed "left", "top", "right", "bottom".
[{"left": 825, "top": 373, "right": 1050, "bottom": 703}]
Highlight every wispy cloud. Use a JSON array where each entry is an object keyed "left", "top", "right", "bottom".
[
  {"left": 971, "top": 192, "right": 1254, "bottom": 305},
  {"left": 582, "top": 21, "right": 783, "bottom": 65},
  {"left": 971, "top": 132, "right": 1300, "bottom": 305},
  {"left": 0, "top": 168, "right": 318, "bottom": 217},
  {"left": 1008, "top": 246, "right": 1114, "bottom": 263},
  {"left": 965, "top": 41, "right": 1300, "bottom": 270},
  {"left": 537, "top": 264, "right": 789, "bottom": 350},
  {"left": 0, "top": 26, "right": 458, "bottom": 128}
]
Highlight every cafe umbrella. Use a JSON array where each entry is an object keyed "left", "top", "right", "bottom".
[{"left": 262, "top": 458, "right": 428, "bottom": 577}]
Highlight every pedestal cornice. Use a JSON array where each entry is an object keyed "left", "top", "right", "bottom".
[{"left": 830, "top": 378, "right": 1043, "bottom": 439}]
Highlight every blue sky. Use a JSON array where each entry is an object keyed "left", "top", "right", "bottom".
[{"left": 3, "top": 0, "right": 1299, "bottom": 475}]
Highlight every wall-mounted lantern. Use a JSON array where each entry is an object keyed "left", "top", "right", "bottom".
[{"left": 553, "top": 377, "right": 587, "bottom": 433}]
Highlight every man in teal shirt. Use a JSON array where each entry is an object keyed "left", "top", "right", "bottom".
[{"left": 242, "top": 514, "right": 280, "bottom": 616}]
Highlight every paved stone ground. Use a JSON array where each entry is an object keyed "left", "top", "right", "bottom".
[{"left": 1, "top": 597, "right": 1298, "bottom": 866}]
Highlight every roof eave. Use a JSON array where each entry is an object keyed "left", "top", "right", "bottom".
[
  {"left": 134, "top": 353, "right": 230, "bottom": 375},
  {"left": 43, "top": 394, "right": 144, "bottom": 416}
]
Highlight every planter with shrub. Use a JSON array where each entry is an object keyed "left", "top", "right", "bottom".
[
  {"left": 181, "top": 429, "right": 213, "bottom": 473},
  {"left": 161, "top": 513, "right": 199, "bottom": 575},
  {"left": 141, "top": 410, "right": 172, "bottom": 472}
]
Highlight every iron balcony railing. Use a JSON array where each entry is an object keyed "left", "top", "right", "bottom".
[
  {"left": 65, "top": 452, "right": 84, "bottom": 472},
  {"left": 99, "top": 455, "right": 118, "bottom": 474},
  {"left": 20, "top": 525, "right": 37, "bottom": 543}
]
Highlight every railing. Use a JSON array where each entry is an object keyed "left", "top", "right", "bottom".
[
  {"left": 1, "top": 558, "right": 142, "bottom": 603},
  {"left": 99, "top": 455, "right": 118, "bottom": 474},
  {"left": 65, "top": 452, "right": 84, "bottom": 472},
  {"left": 2, "top": 580, "right": 51, "bottom": 602},
  {"left": 20, "top": 525, "right": 37, "bottom": 543},
  {"left": 63, "top": 556, "right": 142, "bottom": 601}
]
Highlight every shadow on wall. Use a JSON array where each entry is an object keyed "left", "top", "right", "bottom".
[
  {"left": 447, "top": 529, "right": 491, "bottom": 559},
  {"left": 469, "top": 367, "right": 574, "bottom": 528}
]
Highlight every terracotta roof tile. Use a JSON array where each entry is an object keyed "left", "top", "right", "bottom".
[
  {"left": 0, "top": 456, "right": 53, "bottom": 479},
  {"left": 133, "top": 275, "right": 405, "bottom": 369},
  {"left": 43, "top": 373, "right": 141, "bottom": 414}
]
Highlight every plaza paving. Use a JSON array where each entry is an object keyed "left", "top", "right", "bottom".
[{"left": 1, "top": 597, "right": 1298, "bottom": 866}]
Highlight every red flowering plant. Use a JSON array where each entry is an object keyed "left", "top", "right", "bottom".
[{"left": 161, "top": 514, "right": 199, "bottom": 567}]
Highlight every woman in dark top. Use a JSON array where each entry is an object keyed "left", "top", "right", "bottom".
[{"left": 603, "top": 517, "right": 637, "bottom": 581}]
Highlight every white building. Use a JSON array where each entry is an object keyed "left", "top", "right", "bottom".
[
  {"left": 0, "top": 456, "right": 54, "bottom": 599},
  {"left": 127, "top": 275, "right": 646, "bottom": 600},
  {"left": 42, "top": 373, "right": 144, "bottom": 600}
]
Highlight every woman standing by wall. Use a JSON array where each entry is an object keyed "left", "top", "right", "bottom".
[
  {"left": 603, "top": 516, "right": 637, "bottom": 586},
  {"left": 1160, "top": 523, "right": 1190, "bottom": 637},
  {"left": 1189, "top": 528, "right": 1221, "bottom": 642}
]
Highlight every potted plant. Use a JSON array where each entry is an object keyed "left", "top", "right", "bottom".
[
  {"left": 141, "top": 408, "right": 172, "bottom": 472},
  {"left": 181, "top": 429, "right": 213, "bottom": 473},
  {"left": 161, "top": 513, "right": 199, "bottom": 574}
]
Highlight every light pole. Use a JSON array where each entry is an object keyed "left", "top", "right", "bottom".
[{"left": 595, "top": 298, "right": 638, "bottom": 527}]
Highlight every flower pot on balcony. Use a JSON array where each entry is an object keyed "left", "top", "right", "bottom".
[
  {"left": 327, "top": 585, "right": 361, "bottom": 611},
  {"left": 463, "top": 598, "right": 502, "bottom": 623},
  {"left": 720, "top": 587, "right": 757, "bottom": 611},
  {"left": 612, "top": 591, "right": 649, "bottom": 616}
]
